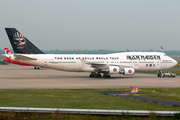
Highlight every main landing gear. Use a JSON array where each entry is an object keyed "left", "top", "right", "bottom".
[
  {"left": 89, "top": 72, "right": 111, "bottom": 78},
  {"left": 103, "top": 75, "right": 111, "bottom": 78},
  {"left": 89, "top": 72, "right": 102, "bottom": 78},
  {"left": 34, "top": 66, "right": 40, "bottom": 69}
]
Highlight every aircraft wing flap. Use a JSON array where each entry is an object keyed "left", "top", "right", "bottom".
[
  {"left": 80, "top": 59, "right": 134, "bottom": 69},
  {"left": 91, "top": 64, "right": 108, "bottom": 69},
  {"left": 80, "top": 59, "right": 107, "bottom": 69},
  {"left": 80, "top": 59, "right": 90, "bottom": 64},
  {"left": 14, "top": 54, "right": 37, "bottom": 60},
  {"left": 91, "top": 64, "right": 133, "bottom": 69}
]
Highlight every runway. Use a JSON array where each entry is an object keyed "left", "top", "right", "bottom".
[{"left": 0, "top": 65, "right": 180, "bottom": 89}]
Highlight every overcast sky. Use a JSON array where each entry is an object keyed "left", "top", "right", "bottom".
[{"left": 0, "top": 0, "right": 180, "bottom": 51}]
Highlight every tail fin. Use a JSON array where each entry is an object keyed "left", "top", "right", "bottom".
[
  {"left": 5, "top": 28, "right": 44, "bottom": 54},
  {"left": 4, "top": 48, "right": 12, "bottom": 59}
]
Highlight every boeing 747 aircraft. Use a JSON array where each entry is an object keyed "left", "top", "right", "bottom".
[{"left": 5, "top": 28, "right": 177, "bottom": 78}]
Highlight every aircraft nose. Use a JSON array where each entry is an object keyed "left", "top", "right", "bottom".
[
  {"left": 174, "top": 60, "right": 178, "bottom": 66},
  {"left": 172, "top": 59, "right": 178, "bottom": 66}
]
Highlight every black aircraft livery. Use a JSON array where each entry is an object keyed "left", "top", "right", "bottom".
[
  {"left": 126, "top": 55, "right": 161, "bottom": 60},
  {"left": 5, "top": 28, "right": 44, "bottom": 54}
]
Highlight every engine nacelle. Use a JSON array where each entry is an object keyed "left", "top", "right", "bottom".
[
  {"left": 123, "top": 68, "right": 135, "bottom": 75},
  {"left": 108, "top": 66, "right": 120, "bottom": 74},
  {"left": 104, "top": 66, "right": 135, "bottom": 75}
]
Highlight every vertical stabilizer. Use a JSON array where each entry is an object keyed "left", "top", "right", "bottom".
[
  {"left": 5, "top": 28, "right": 44, "bottom": 54},
  {"left": 4, "top": 48, "right": 12, "bottom": 59}
]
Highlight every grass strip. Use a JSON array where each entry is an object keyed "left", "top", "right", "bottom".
[
  {"left": 138, "top": 88, "right": 180, "bottom": 102},
  {"left": 0, "top": 89, "right": 180, "bottom": 111}
]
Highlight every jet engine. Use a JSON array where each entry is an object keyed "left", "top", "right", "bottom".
[
  {"left": 108, "top": 66, "right": 120, "bottom": 74},
  {"left": 104, "top": 66, "right": 135, "bottom": 75},
  {"left": 122, "top": 68, "right": 135, "bottom": 75}
]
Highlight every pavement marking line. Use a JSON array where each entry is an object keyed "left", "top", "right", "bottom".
[
  {"left": 119, "top": 94, "right": 130, "bottom": 95},
  {"left": 147, "top": 81, "right": 180, "bottom": 83}
]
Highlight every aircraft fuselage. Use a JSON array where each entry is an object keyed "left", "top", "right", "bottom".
[{"left": 13, "top": 52, "right": 177, "bottom": 73}]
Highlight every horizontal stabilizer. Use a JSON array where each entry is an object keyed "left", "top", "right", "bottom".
[
  {"left": 14, "top": 54, "right": 37, "bottom": 60},
  {"left": 2, "top": 54, "right": 10, "bottom": 58}
]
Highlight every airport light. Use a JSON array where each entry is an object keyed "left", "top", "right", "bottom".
[{"left": 160, "top": 46, "right": 163, "bottom": 52}]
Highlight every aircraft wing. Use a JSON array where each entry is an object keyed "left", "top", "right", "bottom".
[
  {"left": 80, "top": 59, "right": 108, "bottom": 69},
  {"left": 80, "top": 59, "right": 133, "bottom": 69},
  {"left": 14, "top": 54, "right": 37, "bottom": 60}
]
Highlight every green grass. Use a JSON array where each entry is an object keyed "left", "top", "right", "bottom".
[
  {"left": 0, "top": 89, "right": 180, "bottom": 111},
  {"left": 138, "top": 88, "right": 180, "bottom": 102}
]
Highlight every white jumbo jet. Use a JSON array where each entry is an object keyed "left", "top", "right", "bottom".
[{"left": 5, "top": 28, "right": 177, "bottom": 78}]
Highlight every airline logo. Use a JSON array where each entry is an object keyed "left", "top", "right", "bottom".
[
  {"left": 113, "top": 68, "right": 117, "bottom": 72},
  {"left": 128, "top": 70, "right": 132, "bottom": 73},
  {"left": 13, "top": 32, "right": 25, "bottom": 45},
  {"left": 4, "top": 48, "right": 12, "bottom": 55},
  {"left": 126, "top": 55, "right": 161, "bottom": 60}
]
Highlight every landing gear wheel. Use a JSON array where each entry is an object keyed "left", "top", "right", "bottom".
[
  {"left": 103, "top": 75, "right": 111, "bottom": 78},
  {"left": 96, "top": 74, "right": 102, "bottom": 78},
  {"left": 34, "top": 66, "right": 36, "bottom": 69},
  {"left": 89, "top": 73, "right": 102, "bottom": 78},
  {"left": 89, "top": 74, "right": 93, "bottom": 78}
]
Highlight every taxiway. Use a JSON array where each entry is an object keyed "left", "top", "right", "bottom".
[{"left": 0, "top": 65, "right": 179, "bottom": 89}]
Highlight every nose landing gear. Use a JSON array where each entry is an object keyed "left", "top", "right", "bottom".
[
  {"left": 34, "top": 66, "right": 40, "bottom": 69},
  {"left": 157, "top": 70, "right": 162, "bottom": 77}
]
